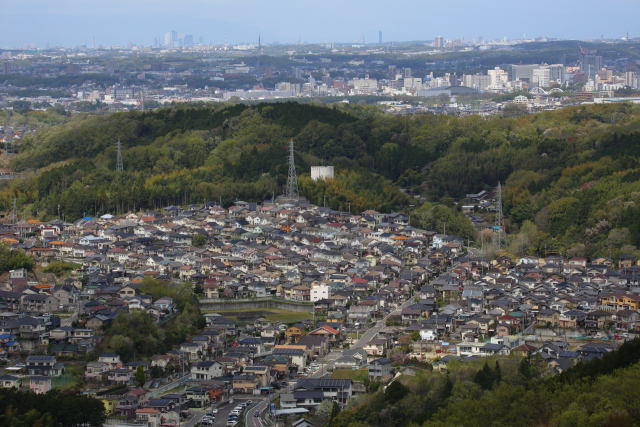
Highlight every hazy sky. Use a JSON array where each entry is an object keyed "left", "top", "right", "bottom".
[{"left": 1, "top": 0, "right": 638, "bottom": 48}]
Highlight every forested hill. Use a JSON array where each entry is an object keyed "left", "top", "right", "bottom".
[
  {"left": 329, "top": 338, "right": 640, "bottom": 427},
  {"left": 4, "top": 101, "right": 640, "bottom": 258}
]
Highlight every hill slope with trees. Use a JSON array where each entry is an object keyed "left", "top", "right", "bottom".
[
  {"left": 330, "top": 339, "right": 640, "bottom": 427},
  {"left": 3, "top": 101, "right": 640, "bottom": 257}
]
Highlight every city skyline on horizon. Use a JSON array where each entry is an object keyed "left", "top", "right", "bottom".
[{"left": 1, "top": 0, "right": 639, "bottom": 49}]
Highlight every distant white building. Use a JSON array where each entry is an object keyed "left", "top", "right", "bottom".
[
  {"left": 513, "top": 95, "right": 529, "bottom": 104},
  {"left": 10, "top": 268, "right": 26, "bottom": 279},
  {"left": 403, "top": 78, "right": 423, "bottom": 92},
  {"left": 311, "top": 284, "right": 330, "bottom": 302},
  {"left": 456, "top": 342, "right": 509, "bottom": 357},
  {"left": 488, "top": 67, "right": 509, "bottom": 90},
  {"left": 624, "top": 71, "right": 639, "bottom": 89},
  {"left": 462, "top": 74, "right": 491, "bottom": 91},
  {"left": 351, "top": 77, "right": 378, "bottom": 94},
  {"left": 310, "top": 166, "right": 334, "bottom": 181},
  {"left": 532, "top": 67, "right": 551, "bottom": 88}
]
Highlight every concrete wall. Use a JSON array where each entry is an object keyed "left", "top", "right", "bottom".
[{"left": 199, "top": 297, "right": 313, "bottom": 313}]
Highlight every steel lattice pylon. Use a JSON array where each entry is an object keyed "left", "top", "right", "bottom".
[{"left": 285, "top": 139, "right": 299, "bottom": 200}]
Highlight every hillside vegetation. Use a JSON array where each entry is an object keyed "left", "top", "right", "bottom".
[
  {"left": 330, "top": 339, "right": 640, "bottom": 427},
  {"left": 3, "top": 101, "right": 640, "bottom": 257}
]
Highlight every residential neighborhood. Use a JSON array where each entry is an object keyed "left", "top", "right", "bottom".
[{"left": 0, "top": 199, "right": 638, "bottom": 425}]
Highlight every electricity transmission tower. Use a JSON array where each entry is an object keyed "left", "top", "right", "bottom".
[
  {"left": 115, "top": 139, "right": 124, "bottom": 172},
  {"left": 284, "top": 139, "right": 299, "bottom": 201},
  {"left": 493, "top": 182, "right": 505, "bottom": 250},
  {"left": 10, "top": 197, "right": 17, "bottom": 225}
]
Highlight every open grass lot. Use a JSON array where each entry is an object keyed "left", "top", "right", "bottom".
[
  {"left": 203, "top": 308, "right": 313, "bottom": 325},
  {"left": 52, "top": 363, "right": 85, "bottom": 390},
  {"left": 331, "top": 369, "right": 369, "bottom": 383}
]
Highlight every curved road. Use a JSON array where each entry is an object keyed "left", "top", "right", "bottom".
[{"left": 245, "top": 400, "right": 269, "bottom": 427}]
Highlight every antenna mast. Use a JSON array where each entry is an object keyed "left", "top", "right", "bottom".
[
  {"left": 256, "top": 34, "right": 263, "bottom": 81},
  {"left": 493, "top": 182, "right": 505, "bottom": 250},
  {"left": 116, "top": 139, "right": 124, "bottom": 172},
  {"left": 285, "top": 139, "right": 299, "bottom": 201}
]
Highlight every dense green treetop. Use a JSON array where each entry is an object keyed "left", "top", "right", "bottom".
[
  {"left": 0, "top": 244, "right": 34, "bottom": 273},
  {"left": 0, "top": 388, "right": 106, "bottom": 427},
  {"left": 331, "top": 339, "right": 640, "bottom": 427},
  {"left": 96, "top": 278, "right": 203, "bottom": 362}
]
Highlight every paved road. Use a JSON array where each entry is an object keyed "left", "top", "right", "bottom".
[
  {"left": 147, "top": 374, "right": 190, "bottom": 399},
  {"left": 245, "top": 400, "right": 269, "bottom": 427},
  {"left": 308, "top": 297, "right": 416, "bottom": 378},
  {"left": 352, "top": 296, "right": 416, "bottom": 348},
  {"left": 209, "top": 397, "right": 257, "bottom": 427},
  {"left": 184, "top": 408, "right": 205, "bottom": 427},
  {"left": 211, "top": 400, "right": 238, "bottom": 427}
]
